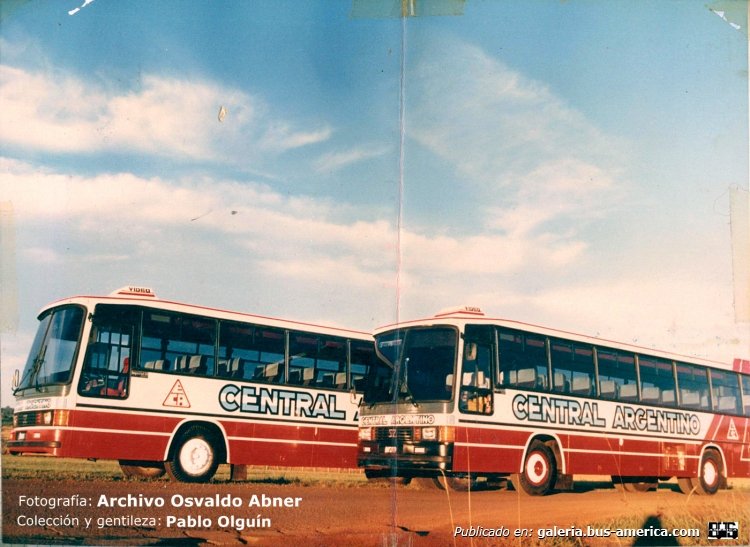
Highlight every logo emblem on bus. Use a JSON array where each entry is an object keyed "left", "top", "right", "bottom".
[
  {"left": 388, "top": 428, "right": 397, "bottom": 438},
  {"left": 163, "top": 380, "right": 191, "bottom": 408}
]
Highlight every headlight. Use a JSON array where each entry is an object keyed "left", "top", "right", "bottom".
[
  {"left": 419, "top": 426, "right": 454, "bottom": 441},
  {"left": 422, "top": 427, "right": 437, "bottom": 440},
  {"left": 358, "top": 427, "right": 372, "bottom": 441},
  {"left": 43, "top": 411, "right": 53, "bottom": 425}
]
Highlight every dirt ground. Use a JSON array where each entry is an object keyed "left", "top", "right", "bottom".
[{"left": 2, "top": 477, "right": 749, "bottom": 546}]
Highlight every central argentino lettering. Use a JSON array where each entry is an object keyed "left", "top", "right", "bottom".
[
  {"left": 360, "top": 414, "right": 436, "bottom": 426},
  {"left": 511, "top": 393, "right": 702, "bottom": 436},
  {"left": 612, "top": 405, "right": 701, "bottom": 435},
  {"left": 512, "top": 393, "right": 606, "bottom": 428},
  {"left": 218, "top": 384, "right": 346, "bottom": 420}
]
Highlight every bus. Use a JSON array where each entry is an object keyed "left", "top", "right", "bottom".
[
  {"left": 9, "top": 286, "right": 375, "bottom": 482},
  {"left": 357, "top": 305, "right": 750, "bottom": 495}
]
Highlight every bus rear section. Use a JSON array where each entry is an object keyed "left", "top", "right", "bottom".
[
  {"left": 9, "top": 287, "right": 375, "bottom": 482},
  {"left": 357, "top": 307, "right": 750, "bottom": 494}
]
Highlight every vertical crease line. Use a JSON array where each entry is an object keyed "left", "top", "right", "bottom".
[{"left": 396, "top": 12, "right": 407, "bottom": 326}]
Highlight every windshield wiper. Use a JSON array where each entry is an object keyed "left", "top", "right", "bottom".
[
  {"left": 398, "top": 357, "right": 419, "bottom": 408},
  {"left": 15, "top": 345, "right": 47, "bottom": 394}
]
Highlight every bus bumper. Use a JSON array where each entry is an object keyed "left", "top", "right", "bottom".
[
  {"left": 358, "top": 440, "right": 452, "bottom": 476},
  {"left": 7, "top": 428, "right": 63, "bottom": 455}
]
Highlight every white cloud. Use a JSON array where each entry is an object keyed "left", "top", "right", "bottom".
[
  {"left": 314, "top": 145, "right": 391, "bottom": 173},
  {"left": 0, "top": 65, "right": 330, "bottom": 161}
]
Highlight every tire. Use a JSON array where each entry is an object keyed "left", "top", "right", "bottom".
[
  {"left": 165, "top": 425, "right": 221, "bottom": 483},
  {"left": 512, "top": 440, "right": 557, "bottom": 496},
  {"left": 413, "top": 478, "right": 442, "bottom": 489},
  {"left": 677, "top": 477, "right": 695, "bottom": 495},
  {"left": 623, "top": 480, "right": 658, "bottom": 492},
  {"left": 432, "top": 475, "right": 482, "bottom": 491},
  {"left": 119, "top": 460, "right": 165, "bottom": 479},
  {"left": 612, "top": 476, "right": 658, "bottom": 492},
  {"left": 364, "top": 469, "right": 411, "bottom": 485},
  {"left": 695, "top": 451, "right": 723, "bottom": 495}
]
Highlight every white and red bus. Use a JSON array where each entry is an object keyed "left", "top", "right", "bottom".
[
  {"left": 9, "top": 287, "right": 375, "bottom": 482},
  {"left": 357, "top": 306, "right": 750, "bottom": 495}
]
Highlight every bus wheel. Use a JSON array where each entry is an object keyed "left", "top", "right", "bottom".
[
  {"left": 677, "top": 477, "right": 696, "bottom": 495},
  {"left": 612, "top": 476, "right": 658, "bottom": 492},
  {"left": 695, "top": 451, "right": 723, "bottom": 495},
  {"left": 513, "top": 440, "right": 557, "bottom": 496},
  {"left": 432, "top": 475, "right": 481, "bottom": 491},
  {"left": 623, "top": 479, "right": 658, "bottom": 492},
  {"left": 119, "top": 460, "right": 165, "bottom": 479},
  {"left": 165, "top": 426, "right": 221, "bottom": 483}
]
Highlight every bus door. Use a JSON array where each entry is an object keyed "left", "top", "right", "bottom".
[
  {"left": 455, "top": 325, "right": 495, "bottom": 472},
  {"left": 78, "top": 305, "right": 137, "bottom": 400}
]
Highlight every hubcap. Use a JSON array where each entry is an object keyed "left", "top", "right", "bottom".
[
  {"left": 703, "top": 460, "right": 718, "bottom": 487},
  {"left": 526, "top": 452, "right": 548, "bottom": 485},
  {"left": 180, "top": 438, "right": 212, "bottom": 476}
]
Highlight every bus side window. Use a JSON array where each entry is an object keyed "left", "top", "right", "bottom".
[
  {"left": 742, "top": 375, "right": 750, "bottom": 416},
  {"left": 497, "top": 328, "right": 547, "bottom": 391},
  {"left": 709, "top": 369, "right": 741, "bottom": 415}
]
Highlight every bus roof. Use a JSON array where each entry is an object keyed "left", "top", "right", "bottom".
[
  {"left": 374, "top": 307, "right": 738, "bottom": 371},
  {"left": 39, "top": 287, "right": 371, "bottom": 339}
]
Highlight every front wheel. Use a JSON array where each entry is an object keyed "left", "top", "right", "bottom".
[
  {"left": 512, "top": 440, "right": 557, "bottom": 496},
  {"left": 165, "top": 426, "right": 221, "bottom": 483},
  {"left": 432, "top": 475, "right": 482, "bottom": 491}
]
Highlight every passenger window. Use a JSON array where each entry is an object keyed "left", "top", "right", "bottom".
[
  {"left": 498, "top": 329, "right": 548, "bottom": 391},
  {"left": 597, "top": 349, "right": 637, "bottom": 400},
  {"left": 350, "top": 340, "right": 376, "bottom": 393},
  {"left": 709, "top": 369, "right": 741, "bottom": 415},
  {"left": 140, "top": 312, "right": 216, "bottom": 376},
  {"left": 638, "top": 356, "right": 676, "bottom": 407},
  {"left": 217, "top": 322, "right": 285, "bottom": 383},
  {"left": 676, "top": 363, "right": 710, "bottom": 410},
  {"left": 289, "top": 333, "right": 347, "bottom": 390},
  {"left": 742, "top": 375, "right": 750, "bottom": 416},
  {"left": 550, "top": 339, "right": 594, "bottom": 396}
]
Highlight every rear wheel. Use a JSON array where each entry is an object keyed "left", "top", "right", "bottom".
[
  {"left": 695, "top": 451, "right": 723, "bottom": 495},
  {"left": 165, "top": 425, "right": 221, "bottom": 483},
  {"left": 119, "top": 460, "right": 165, "bottom": 479},
  {"left": 677, "top": 477, "right": 695, "bottom": 495},
  {"left": 512, "top": 440, "right": 557, "bottom": 496}
]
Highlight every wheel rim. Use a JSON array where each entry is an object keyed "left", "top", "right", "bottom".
[
  {"left": 702, "top": 459, "right": 718, "bottom": 488},
  {"left": 525, "top": 451, "right": 548, "bottom": 485},
  {"left": 179, "top": 438, "right": 213, "bottom": 476}
]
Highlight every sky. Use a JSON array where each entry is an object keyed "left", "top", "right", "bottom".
[{"left": 1, "top": 0, "right": 748, "bottom": 406}]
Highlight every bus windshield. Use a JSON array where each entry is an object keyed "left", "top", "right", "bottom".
[
  {"left": 16, "top": 305, "right": 84, "bottom": 391},
  {"left": 366, "top": 327, "right": 457, "bottom": 404}
]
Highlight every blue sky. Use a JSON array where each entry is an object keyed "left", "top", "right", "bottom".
[{"left": 1, "top": 0, "right": 748, "bottom": 405}]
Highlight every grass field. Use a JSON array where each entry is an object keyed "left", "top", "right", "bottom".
[
  {"left": 1, "top": 453, "right": 370, "bottom": 486},
  {"left": 3, "top": 453, "right": 750, "bottom": 546}
]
